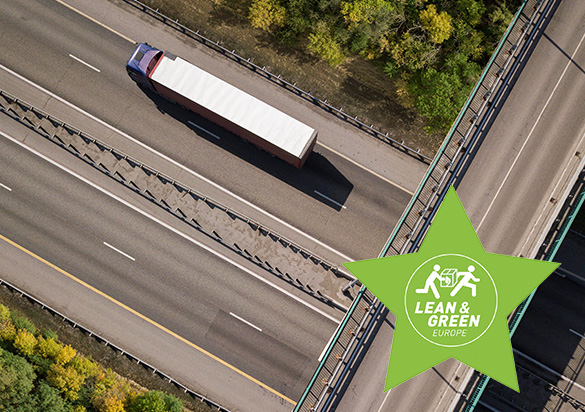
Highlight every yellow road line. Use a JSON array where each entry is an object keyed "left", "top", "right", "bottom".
[
  {"left": 0, "top": 233, "right": 296, "bottom": 405},
  {"left": 54, "top": 0, "right": 136, "bottom": 44}
]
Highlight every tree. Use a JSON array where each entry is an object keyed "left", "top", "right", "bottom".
[
  {"left": 390, "top": 33, "right": 437, "bottom": 71},
  {"left": 419, "top": 4, "right": 453, "bottom": 44},
  {"left": 0, "top": 349, "right": 36, "bottom": 409},
  {"left": 92, "top": 369, "right": 133, "bottom": 412},
  {"left": 278, "top": 0, "right": 314, "bottom": 43},
  {"left": 13, "top": 329, "right": 37, "bottom": 357},
  {"left": 308, "top": 23, "right": 346, "bottom": 66},
  {"left": 408, "top": 53, "right": 480, "bottom": 133},
  {"left": 127, "top": 391, "right": 183, "bottom": 412},
  {"left": 37, "top": 336, "right": 62, "bottom": 359},
  {"left": 34, "top": 381, "right": 68, "bottom": 412},
  {"left": 0, "top": 316, "right": 16, "bottom": 342},
  {"left": 249, "top": 0, "right": 286, "bottom": 32},
  {"left": 340, "top": 0, "right": 402, "bottom": 58},
  {"left": 47, "top": 363, "right": 85, "bottom": 401},
  {"left": 55, "top": 344, "right": 77, "bottom": 365}
]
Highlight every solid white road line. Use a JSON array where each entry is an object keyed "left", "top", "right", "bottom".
[
  {"left": 317, "top": 141, "right": 415, "bottom": 196},
  {"left": 229, "top": 312, "right": 262, "bottom": 332},
  {"left": 188, "top": 121, "right": 221, "bottom": 140},
  {"left": 54, "top": 0, "right": 136, "bottom": 44},
  {"left": 376, "top": 389, "right": 392, "bottom": 412},
  {"left": 477, "top": 28, "right": 585, "bottom": 232},
  {"left": 103, "top": 242, "right": 136, "bottom": 261},
  {"left": 513, "top": 348, "right": 585, "bottom": 392},
  {"left": 0, "top": 182, "right": 12, "bottom": 192},
  {"left": 0, "top": 130, "right": 340, "bottom": 324},
  {"left": 569, "top": 328, "right": 585, "bottom": 339},
  {"left": 0, "top": 63, "right": 354, "bottom": 263},
  {"left": 314, "top": 190, "right": 347, "bottom": 209},
  {"left": 69, "top": 54, "right": 101, "bottom": 73}
]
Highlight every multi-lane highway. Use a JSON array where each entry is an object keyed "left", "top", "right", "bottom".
[
  {"left": 331, "top": 0, "right": 585, "bottom": 410},
  {"left": 0, "top": 119, "right": 340, "bottom": 408},
  {"left": 0, "top": 0, "right": 425, "bottom": 262},
  {"left": 0, "top": 0, "right": 428, "bottom": 411}
]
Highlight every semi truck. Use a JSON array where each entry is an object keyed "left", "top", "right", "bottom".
[{"left": 126, "top": 43, "right": 318, "bottom": 168}]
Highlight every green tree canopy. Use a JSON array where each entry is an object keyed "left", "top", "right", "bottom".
[{"left": 0, "top": 349, "right": 36, "bottom": 409}]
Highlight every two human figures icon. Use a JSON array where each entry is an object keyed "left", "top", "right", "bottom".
[{"left": 415, "top": 264, "right": 480, "bottom": 299}]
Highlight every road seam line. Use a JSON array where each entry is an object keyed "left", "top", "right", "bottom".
[
  {"left": 103, "top": 241, "right": 135, "bottom": 261},
  {"left": 54, "top": 0, "right": 136, "bottom": 44},
  {"left": 229, "top": 312, "right": 262, "bottom": 332},
  {"left": 477, "top": 28, "right": 585, "bottom": 231},
  {"left": 0, "top": 62, "right": 354, "bottom": 263},
  {"left": 69, "top": 54, "right": 101, "bottom": 73},
  {"left": 569, "top": 329, "right": 585, "bottom": 339},
  {"left": 0, "top": 130, "right": 340, "bottom": 324},
  {"left": 0, "top": 232, "right": 294, "bottom": 404},
  {"left": 314, "top": 190, "right": 346, "bottom": 209},
  {"left": 0, "top": 182, "right": 12, "bottom": 192},
  {"left": 188, "top": 121, "right": 221, "bottom": 140}
]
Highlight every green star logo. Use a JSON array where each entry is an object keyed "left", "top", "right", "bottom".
[{"left": 344, "top": 186, "right": 559, "bottom": 392}]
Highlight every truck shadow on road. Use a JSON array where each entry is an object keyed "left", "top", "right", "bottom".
[{"left": 138, "top": 85, "right": 353, "bottom": 211}]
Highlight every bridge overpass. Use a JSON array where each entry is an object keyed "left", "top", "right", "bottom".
[{"left": 295, "top": 0, "right": 585, "bottom": 410}]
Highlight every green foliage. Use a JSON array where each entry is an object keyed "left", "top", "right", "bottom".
[
  {"left": 127, "top": 390, "right": 183, "bottom": 412},
  {"left": 249, "top": 0, "right": 286, "bottom": 32},
  {"left": 487, "top": 5, "right": 514, "bottom": 45},
  {"left": 92, "top": 369, "right": 133, "bottom": 412},
  {"left": 42, "top": 329, "right": 59, "bottom": 340},
  {"left": 37, "top": 336, "right": 62, "bottom": 359},
  {"left": 11, "top": 314, "right": 36, "bottom": 335},
  {"left": 409, "top": 53, "right": 481, "bottom": 133},
  {"left": 70, "top": 356, "right": 99, "bottom": 380},
  {"left": 47, "top": 363, "right": 86, "bottom": 401},
  {"left": 453, "top": 0, "right": 486, "bottom": 27},
  {"left": 0, "top": 305, "right": 10, "bottom": 322},
  {"left": 0, "top": 303, "right": 184, "bottom": 412},
  {"left": 35, "top": 381, "right": 68, "bottom": 412},
  {"left": 308, "top": 23, "right": 346, "bottom": 66},
  {"left": 0, "top": 349, "right": 36, "bottom": 409},
  {"left": 390, "top": 33, "right": 436, "bottom": 71},
  {"left": 244, "top": 0, "right": 520, "bottom": 132},
  {"left": 0, "top": 316, "right": 16, "bottom": 342}
]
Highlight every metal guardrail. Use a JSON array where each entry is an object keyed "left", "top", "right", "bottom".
[
  {"left": 294, "top": 0, "right": 547, "bottom": 409},
  {"left": 0, "top": 89, "right": 352, "bottom": 311},
  {"left": 0, "top": 277, "right": 231, "bottom": 412},
  {"left": 121, "top": 0, "right": 432, "bottom": 163}
]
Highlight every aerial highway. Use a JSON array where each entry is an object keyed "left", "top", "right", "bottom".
[
  {"left": 330, "top": 0, "right": 585, "bottom": 410},
  {"left": 0, "top": 0, "right": 428, "bottom": 411},
  {"left": 0, "top": 118, "right": 339, "bottom": 411},
  {"left": 0, "top": 0, "right": 426, "bottom": 262}
]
